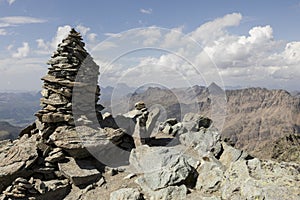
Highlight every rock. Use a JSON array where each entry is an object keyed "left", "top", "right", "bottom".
[
  {"left": 40, "top": 113, "right": 72, "bottom": 123},
  {"left": 114, "top": 115, "right": 136, "bottom": 134},
  {"left": 58, "top": 157, "right": 101, "bottom": 186},
  {"left": 149, "top": 185, "right": 187, "bottom": 200},
  {"left": 162, "top": 124, "right": 172, "bottom": 135},
  {"left": 123, "top": 173, "right": 136, "bottom": 180},
  {"left": 129, "top": 145, "right": 199, "bottom": 174},
  {"left": 165, "top": 118, "right": 178, "bottom": 126},
  {"left": 221, "top": 159, "right": 300, "bottom": 199},
  {"left": 38, "top": 179, "right": 70, "bottom": 199},
  {"left": 219, "top": 142, "right": 248, "bottom": 168},
  {"left": 135, "top": 155, "right": 196, "bottom": 191},
  {"left": 135, "top": 101, "right": 146, "bottom": 110},
  {"left": 146, "top": 107, "right": 160, "bottom": 136},
  {"left": 49, "top": 126, "right": 94, "bottom": 158},
  {"left": 171, "top": 122, "right": 183, "bottom": 136},
  {"left": 44, "top": 148, "right": 65, "bottom": 163},
  {"left": 0, "top": 134, "right": 38, "bottom": 192},
  {"left": 183, "top": 113, "right": 212, "bottom": 129},
  {"left": 131, "top": 145, "right": 198, "bottom": 198},
  {"left": 110, "top": 188, "right": 143, "bottom": 200},
  {"left": 179, "top": 128, "right": 222, "bottom": 157},
  {"left": 158, "top": 118, "right": 178, "bottom": 134},
  {"left": 195, "top": 156, "right": 225, "bottom": 193},
  {"left": 123, "top": 109, "right": 143, "bottom": 119}
]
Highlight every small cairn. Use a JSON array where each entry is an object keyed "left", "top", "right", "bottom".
[{"left": 35, "top": 28, "right": 103, "bottom": 138}]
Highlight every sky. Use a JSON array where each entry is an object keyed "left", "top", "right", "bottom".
[{"left": 0, "top": 0, "right": 300, "bottom": 92}]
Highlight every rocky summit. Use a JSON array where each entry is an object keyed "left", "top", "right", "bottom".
[{"left": 0, "top": 29, "right": 299, "bottom": 200}]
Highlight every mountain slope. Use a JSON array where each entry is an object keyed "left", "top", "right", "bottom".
[
  {"left": 0, "top": 92, "right": 40, "bottom": 126},
  {"left": 0, "top": 121, "right": 22, "bottom": 140},
  {"left": 121, "top": 85, "right": 300, "bottom": 161}
]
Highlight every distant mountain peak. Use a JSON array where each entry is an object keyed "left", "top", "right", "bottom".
[{"left": 207, "top": 82, "right": 224, "bottom": 95}]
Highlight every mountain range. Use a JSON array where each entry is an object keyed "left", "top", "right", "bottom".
[{"left": 0, "top": 83, "right": 299, "bottom": 163}]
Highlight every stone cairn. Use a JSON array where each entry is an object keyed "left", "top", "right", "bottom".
[{"left": 35, "top": 28, "right": 103, "bottom": 138}]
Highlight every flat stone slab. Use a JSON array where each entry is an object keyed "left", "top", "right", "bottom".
[{"left": 58, "top": 157, "right": 101, "bottom": 186}]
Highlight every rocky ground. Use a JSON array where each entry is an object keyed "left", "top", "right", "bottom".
[{"left": 0, "top": 111, "right": 299, "bottom": 200}]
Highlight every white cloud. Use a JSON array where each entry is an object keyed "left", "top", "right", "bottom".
[
  {"left": 52, "top": 25, "right": 72, "bottom": 48},
  {"left": 0, "top": 16, "right": 46, "bottom": 25},
  {"left": 12, "top": 42, "right": 30, "bottom": 58},
  {"left": 136, "top": 27, "right": 161, "bottom": 46},
  {"left": 36, "top": 25, "right": 71, "bottom": 54},
  {"left": 189, "top": 12, "right": 242, "bottom": 46},
  {"left": 140, "top": 8, "right": 152, "bottom": 14},
  {"left": 7, "top": 0, "right": 16, "bottom": 5},
  {"left": 88, "top": 33, "right": 97, "bottom": 42},
  {"left": 2, "top": 13, "right": 300, "bottom": 91},
  {"left": 104, "top": 32, "right": 122, "bottom": 38},
  {"left": 35, "top": 24, "right": 98, "bottom": 54},
  {"left": 0, "top": 16, "right": 46, "bottom": 36},
  {"left": 6, "top": 44, "right": 13, "bottom": 50},
  {"left": 281, "top": 42, "right": 300, "bottom": 64},
  {"left": 76, "top": 24, "right": 90, "bottom": 36},
  {"left": 93, "top": 12, "right": 300, "bottom": 90},
  {"left": 0, "top": 28, "right": 7, "bottom": 35}
]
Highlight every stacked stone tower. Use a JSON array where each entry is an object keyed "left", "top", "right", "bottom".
[{"left": 35, "top": 28, "right": 102, "bottom": 138}]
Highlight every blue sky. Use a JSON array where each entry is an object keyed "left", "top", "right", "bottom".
[{"left": 0, "top": 0, "right": 300, "bottom": 91}]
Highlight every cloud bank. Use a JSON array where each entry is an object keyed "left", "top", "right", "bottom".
[{"left": 0, "top": 13, "right": 299, "bottom": 91}]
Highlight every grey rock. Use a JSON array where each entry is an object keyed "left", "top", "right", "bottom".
[
  {"left": 162, "top": 124, "right": 172, "bottom": 135},
  {"left": 49, "top": 126, "right": 110, "bottom": 158},
  {"left": 150, "top": 185, "right": 187, "bottom": 200},
  {"left": 58, "top": 157, "right": 101, "bottom": 186},
  {"left": 131, "top": 145, "right": 198, "bottom": 197},
  {"left": 135, "top": 156, "right": 194, "bottom": 191},
  {"left": 171, "top": 122, "right": 183, "bottom": 136},
  {"left": 179, "top": 128, "right": 222, "bottom": 157},
  {"left": 110, "top": 188, "right": 143, "bottom": 200},
  {"left": 195, "top": 156, "right": 225, "bottom": 193},
  {"left": 129, "top": 145, "right": 199, "bottom": 174},
  {"left": 221, "top": 159, "right": 300, "bottom": 199},
  {"left": 219, "top": 142, "right": 248, "bottom": 168},
  {"left": 123, "top": 109, "right": 143, "bottom": 119},
  {"left": 146, "top": 107, "right": 160, "bottom": 136},
  {"left": 183, "top": 113, "right": 212, "bottom": 129},
  {"left": 158, "top": 118, "right": 178, "bottom": 135}
]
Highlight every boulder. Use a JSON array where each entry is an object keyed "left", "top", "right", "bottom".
[
  {"left": 195, "top": 156, "right": 225, "bottom": 193},
  {"left": 219, "top": 142, "right": 248, "bottom": 168},
  {"left": 110, "top": 188, "right": 143, "bottom": 200},
  {"left": 131, "top": 145, "right": 198, "bottom": 199},
  {"left": 179, "top": 128, "right": 222, "bottom": 157},
  {"left": 149, "top": 185, "right": 187, "bottom": 200},
  {"left": 58, "top": 157, "right": 101, "bottom": 186},
  {"left": 129, "top": 145, "right": 199, "bottom": 173},
  {"left": 146, "top": 107, "right": 160, "bottom": 136},
  {"left": 183, "top": 113, "right": 212, "bottom": 129},
  {"left": 135, "top": 156, "right": 195, "bottom": 191}
]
